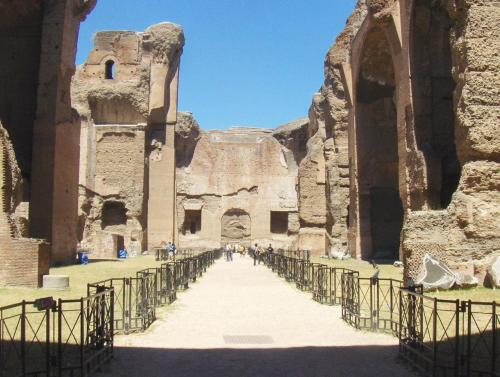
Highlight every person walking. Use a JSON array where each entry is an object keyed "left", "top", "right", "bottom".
[
  {"left": 252, "top": 243, "right": 259, "bottom": 266},
  {"left": 257, "top": 245, "right": 264, "bottom": 265},
  {"left": 266, "top": 243, "right": 274, "bottom": 265},
  {"left": 225, "top": 243, "right": 231, "bottom": 262}
]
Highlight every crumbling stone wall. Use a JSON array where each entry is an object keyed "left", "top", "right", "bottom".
[
  {"left": 0, "top": 122, "right": 49, "bottom": 287},
  {"left": 74, "top": 23, "right": 184, "bottom": 258},
  {"left": 0, "top": 0, "right": 95, "bottom": 285},
  {"left": 297, "top": 2, "right": 367, "bottom": 256},
  {"left": 176, "top": 118, "right": 305, "bottom": 250},
  {"left": 401, "top": 0, "right": 500, "bottom": 284},
  {"left": 310, "top": 0, "right": 499, "bottom": 284}
]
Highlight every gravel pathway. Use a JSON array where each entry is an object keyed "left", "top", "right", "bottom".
[{"left": 97, "top": 257, "right": 414, "bottom": 377}]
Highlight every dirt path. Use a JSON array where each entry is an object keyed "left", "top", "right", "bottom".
[{"left": 97, "top": 257, "right": 414, "bottom": 377}]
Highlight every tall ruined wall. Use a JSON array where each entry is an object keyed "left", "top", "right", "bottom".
[
  {"left": 402, "top": 0, "right": 500, "bottom": 284},
  {"left": 298, "top": 1, "right": 367, "bottom": 256},
  {"left": 311, "top": 0, "right": 498, "bottom": 285},
  {"left": 73, "top": 23, "right": 184, "bottom": 258},
  {"left": 176, "top": 115, "right": 305, "bottom": 250},
  {"left": 0, "top": 0, "right": 95, "bottom": 282}
]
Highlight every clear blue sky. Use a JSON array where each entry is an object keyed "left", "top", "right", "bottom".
[{"left": 77, "top": 0, "right": 356, "bottom": 130}]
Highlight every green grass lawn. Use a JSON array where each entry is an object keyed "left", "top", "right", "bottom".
[
  {"left": 0, "top": 255, "right": 162, "bottom": 308},
  {"left": 311, "top": 256, "right": 500, "bottom": 302}
]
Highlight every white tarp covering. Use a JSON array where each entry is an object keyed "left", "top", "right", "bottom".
[
  {"left": 416, "top": 254, "right": 456, "bottom": 290},
  {"left": 487, "top": 256, "right": 500, "bottom": 288}
]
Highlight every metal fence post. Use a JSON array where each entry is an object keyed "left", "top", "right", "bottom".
[
  {"left": 80, "top": 298, "right": 85, "bottom": 377},
  {"left": 21, "top": 301, "right": 26, "bottom": 377},
  {"left": 492, "top": 302, "right": 497, "bottom": 376},
  {"left": 46, "top": 306, "right": 51, "bottom": 377},
  {"left": 432, "top": 298, "right": 437, "bottom": 377},
  {"left": 57, "top": 299, "right": 62, "bottom": 377}
]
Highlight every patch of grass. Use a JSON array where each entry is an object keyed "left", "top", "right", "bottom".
[
  {"left": 0, "top": 255, "right": 162, "bottom": 308},
  {"left": 427, "top": 287, "right": 500, "bottom": 302},
  {"left": 310, "top": 256, "right": 403, "bottom": 281}
]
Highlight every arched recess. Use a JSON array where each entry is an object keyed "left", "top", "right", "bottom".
[
  {"left": 410, "top": 0, "right": 460, "bottom": 209},
  {"left": 354, "top": 26, "right": 403, "bottom": 261},
  {"left": 221, "top": 209, "right": 251, "bottom": 244}
]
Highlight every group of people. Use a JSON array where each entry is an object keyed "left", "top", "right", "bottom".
[
  {"left": 223, "top": 242, "right": 274, "bottom": 266},
  {"left": 157, "top": 241, "right": 177, "bottom": 260},
  {"left": 251, "top": 243, "right": 273, "bottom": 266},
  {"left": 224, "top": 243, "right": 246, "bottom": 261}
]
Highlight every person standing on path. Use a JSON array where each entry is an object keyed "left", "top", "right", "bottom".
[
  {"left": 266, "top": 243, "right": 274, "bottom": 265},
  {"left": 252, "top": 243, "right": 259, "bottom": 266}
]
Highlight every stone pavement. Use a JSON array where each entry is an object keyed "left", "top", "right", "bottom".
[{"left": 97, "top": 256, "right": 414, "bottom": 377}]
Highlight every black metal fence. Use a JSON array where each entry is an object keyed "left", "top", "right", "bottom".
[
  {"left": 87, "top": 249, "right": 220, "bottom": 334},
  {"left": 399, "top": 291, "right": 500, "bottom": 377},
  {"left": 0, "top": 289, "right": 114, "bottom": 377},
  {"left": 1, "top": 248, "right": 222, "bottom": 376},
  {"left": 265, "top": 251, "right": 500, "bottom": 377}
]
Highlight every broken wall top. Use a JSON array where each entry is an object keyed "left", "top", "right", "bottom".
[{"left": 72, "top": 22, "right": 184, "bottom": 123}]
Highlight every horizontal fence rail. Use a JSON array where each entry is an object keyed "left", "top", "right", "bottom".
[
  {"left": 264, "top": 251, "right": 499, "bottom": 377},
  {"left": 0, "top": 289, "right": 114, "bottom": 377},
  {"left": 1, "top": 248, "right": 222, "bottom": 377}
]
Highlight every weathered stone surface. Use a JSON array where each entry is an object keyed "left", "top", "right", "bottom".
[
  {"left": 176, "top": 112, "right": 201, "bottom": 167},
  {"left": 74, "top": 23, "right": 184, "bottom": 258},
  {"left": 0, "top": 122, "right": 50, "bottom": 287},
  {"left": 304, "top": 0, "right": 500, "bottom": 288},
  {"left": 176, "top": 125, "right": 302, "bottom": 250},
  {"left": 43, "top": 275, "right": 70, "bottom": 290},
  {"left": 0, "top": 1, "right": 96, "bottom": 284}
]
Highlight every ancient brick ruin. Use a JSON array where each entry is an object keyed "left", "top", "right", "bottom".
[
  {"left": 0, "top": 0, "right": 96, "bottom": 286},
  {"left": 0, "top": 0, "right": 498, "bottom": 287},
  {"left": 302, "top": 0, "right": 499, "bottom": 283},
  {"left": 73, "top": 23, "right": 183, "bottom": 258}
]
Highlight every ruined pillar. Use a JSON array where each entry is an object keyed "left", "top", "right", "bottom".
[
  {"left": 147, "top": 66, "right": 180, "bottom": 249},
  {"left": 29, "top": 0, "right": 95, "bottom": 265}
]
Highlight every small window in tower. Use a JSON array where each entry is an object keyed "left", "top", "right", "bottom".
[
  {"left": 105, "top": 60, "right": 115, "bottom": 79},
  {"left": 270, "top": 211, "right": 288, "bottom": 234},
  {"left": 183, "top": 210, "right": 201, "bottom": 235}
]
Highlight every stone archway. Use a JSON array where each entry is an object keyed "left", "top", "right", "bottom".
[
  {"left": 354, "top": 26, "right": 403, "bottom": 261},
  {"left": 221, "top": 209, "right": 251, "bottom": 245}
]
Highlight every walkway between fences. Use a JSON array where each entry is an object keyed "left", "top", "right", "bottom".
[
  {"left": 265, "top": 251, "right": 499, "bottom": 377},
  {"left": 0, "top": 249, "right": 221, "bottom": 377}
]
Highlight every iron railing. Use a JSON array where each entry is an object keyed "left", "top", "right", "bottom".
[
  {"left": 87, "top": 249, "right": 219, "bottom": 334},
  {"left": 0, "top": 289, "right": 114, "bottom": 377},
  {"left": 1, "top": 248, "right": 222, "bottom": 376},
  {"left": 265, "top": 252, "right": 499, "bottom": 377}
]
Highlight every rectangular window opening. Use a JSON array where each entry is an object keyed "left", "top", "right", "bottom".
[
  {"left": 270, "top": 211, "right": 288, "bottom": 234},
  {"left": 184, "top": 210, "right": 202, "bottom": 235}
]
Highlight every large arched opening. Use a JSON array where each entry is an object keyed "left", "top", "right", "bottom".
[
  {"left": 355, "top": 26, "right": 403, "bottom": 261},
  {"left": 410, "top": 0, "right": 460, "bottom": 209},
  {"left": 221, "top": 209, "right": 251, "bottom": 246}
]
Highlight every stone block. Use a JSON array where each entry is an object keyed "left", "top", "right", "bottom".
[
  {"left": 43, "top": 275, "right": 70, "bottom": 290},
  {"left": 298, "top": 228, "right": 327, "bottom": 257}
]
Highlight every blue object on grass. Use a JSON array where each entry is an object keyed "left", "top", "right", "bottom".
[
  {"left": 118, "top": 249, "right": 127, "bottom": 259},
  {"left": 77, "top": 252, "right": 89, "bottom": 265}
]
